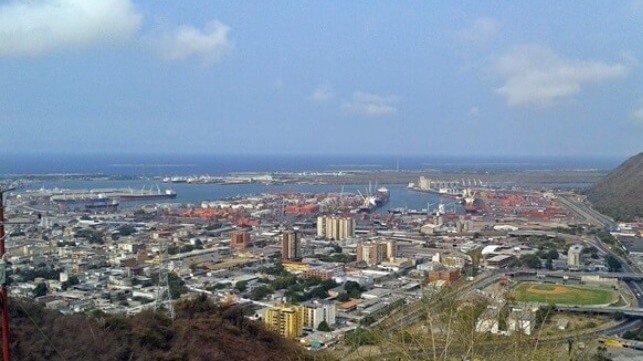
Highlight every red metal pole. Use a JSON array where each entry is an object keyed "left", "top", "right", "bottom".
[{"left": 0, "top": 192, "right": 11, "bottom": 361}]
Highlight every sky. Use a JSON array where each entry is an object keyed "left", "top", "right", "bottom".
[{"left": 0, "top": 1, "right": 642, "bottom": 157}]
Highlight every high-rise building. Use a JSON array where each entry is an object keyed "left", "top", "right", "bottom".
[
  {"left": 282, "top": 230, "right": 300, "bottom": 260},
  {"left": 301, "top": 300, "right": 336, "bottom": 329},
  {"left": 231, "top": 230, "right": 250, "bottom": 249},
  {"left": 264, "top": 305, "right": 303, "bottom": 338},
  {"left": 356, "top": 240, "right": 390, "bottom": 266},
  {"left": 386, "top": 239, "right": 396, "bottom": 259},
  {"left": 316, "top": 216, "right": 326, "bottom": 238},
  {"left": 568, "top": 244, "right": 583, "bottom": 268},
  {"left": 317, "top": 215, "right": 355, "bottom": 240}
]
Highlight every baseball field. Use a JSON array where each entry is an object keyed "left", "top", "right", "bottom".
[{"left": 512, "top": 282, "right": 618, "bottom": 305}]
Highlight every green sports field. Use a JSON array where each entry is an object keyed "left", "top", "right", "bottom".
[{"left": 512, "top": 282, "right": 618, "bottom": 305}]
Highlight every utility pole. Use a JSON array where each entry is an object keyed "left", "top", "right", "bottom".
[
  {"left": 155, "top": 244, "right": 175, "bottom": 320},
  {"left": 0, "top": 186, "right": 15, "bottom": 361}
]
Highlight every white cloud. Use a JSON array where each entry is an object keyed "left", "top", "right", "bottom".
[
  {"left": 459, "top": 17, "right": 500, "bottom": 46},
  {"left": 468, "top": 106, "right": 480, "bottom": 117},
  {"left": 633, "top": 107, "right": 643, "bottom": 125},
  {"left": 494, "top": 44, "right": 628, "bottom": 107},
  {"left": 309, "top": 86, "right": 335, "bottom": 103},
  {"left": 0, "top": 0, "right": 142, "bottom": 57},
  {"left": 151, "top": 21, "right": 231, "bottom": 63},
  {"left": 342, "top": 92, "right": 399, "bottom": 117}
]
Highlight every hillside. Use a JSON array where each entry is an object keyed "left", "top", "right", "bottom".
[
  {"left": 8, "top": 296, "right": 323, "bottom": 361},
  {"left": 586, "top": 152, "right": 643, "bottom": 222}
]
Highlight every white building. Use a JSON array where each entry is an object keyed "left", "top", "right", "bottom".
[
  {"left": 301, "top": 300, "right": 336, "bottom": 329},
  {"left": 568, "top": 244, "right": 583, "bottom": 269},
  {"left": 507, "top": 309, "right": 535, "bottom": 336}
]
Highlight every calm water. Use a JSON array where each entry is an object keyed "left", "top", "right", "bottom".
[
  {"left": 8, "top": 154, "right": 606, "bottom": 214},
  {"left": 0, "top": 154, "right": 623, "bottom": 175},
  {"left": 24, "top": 180, "right": 456, "bottom": 214}
]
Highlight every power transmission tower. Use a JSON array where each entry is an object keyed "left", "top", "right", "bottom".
[
  {"left": 0, "top": 185, "right": 15, "bottom": 361},
  {"left": 155, "top": 245, "right": 175, "bottom": 320}
]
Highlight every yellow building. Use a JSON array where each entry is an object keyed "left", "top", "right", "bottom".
[{"left": 264, "top": 305, "right": 304, "bottom": 338}]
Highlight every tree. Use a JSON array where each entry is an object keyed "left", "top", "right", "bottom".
[
  {"left": 317, "top": 320, "right": 332, "bottom": 332},
  {"left": 117, "top": 225, "right": 137, "bottom": 236},
  {"left": 249, "top": 285, "right": 273, "bottom": 301},
  {"left": 545, "top": 255, "right": 553, "bottom": 270},
  {"left": 33, "top": 283, "right": 48, "bottom": 297},
  {"left": 613, "top": 311, "right": 625, "bottom": 321},
  {"left": 519, "top": 254, "right": 542, "bottom": 269},
  {"left": 61, "top": 275, "right": 80, "bottom": 291},
  {"left": 336, "top": 292, "right": 350, "bottom": 302},
  {"left": 605, "top": 255, "right": 622, "bottom": 272},
  {"left": 307, "top": 286, "right": 329, "bottom": 300},
  {"left": 535, "top": 303, "right": 556, "bottom": 326},
  {"left": 345, "top": 281, "right": 363, "bottom": 299},
  {"left": 234, "top": 280, "right": 248, "bottom": 293},
  {"left": 547, "top": 249, "right": 559, "bottom": 260}
]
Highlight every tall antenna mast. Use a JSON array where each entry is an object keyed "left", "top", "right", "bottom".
[
  {"left": 0, "top": 185, "right": 15, "bottom": 361},
  {"left": 155, "top": 244, "right": 175, "bottom": 320}
]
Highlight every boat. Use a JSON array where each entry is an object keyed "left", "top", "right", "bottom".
[
  {"left": 48, "top": 186, "right": 177, "bottom": 204},
  {"left": 51, "top": 194, "right": 119, "bottom": 212},
  {"left": 112, "top": 186, "right": 177, "bottom": 202}
]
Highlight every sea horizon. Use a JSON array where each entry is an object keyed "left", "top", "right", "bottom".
[{"left": 0, "top": 153, "right": 627, "bottom": 177}]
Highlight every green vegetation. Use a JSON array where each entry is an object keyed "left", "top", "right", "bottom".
[
  {"left": 74, "top": 228, "right": 104, "bottom": 244},
  {"left": 117, "top": 224, "right": 137, "bottom": 236},
  {"left": 513, "top": 282, "right": 617, "bottom": 305},
  {"left": 604, "top": 255, "right": 623, "bottom": 272},
  {"left": 518, "top": 254, "right": 542, "bottom": 269},
  {"left": 32, "top": 283, "right": 48, "bottom": 297},
  {"left": 623, "top": 326, "right": 643, "bottom": 341},
  {"left": 234, "top": 280, "right": 248, "bottom": 292},
  {"left": 9, "top": 296, "right": 321, "bottom": 361},
  {"left": 586, "top": 151, "right": 643, "bottom": 221},
  {"left": 317, "top": 320, "right": 332, "bottom": 332},
  {"left": 15, "top": 267, "right": 62, "bottom": 282},
  {"left": 313, "top": 253, "right": 356, "bottom": 263},
  {"left": 344, "top": 280, "right": 364, "bottom": 299},
  {"left": 61, "top": 275, "right": 80, "bottom": 290}
]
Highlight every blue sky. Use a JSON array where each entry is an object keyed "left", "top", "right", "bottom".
[{"left": 0, "top": 1, "right": 642, "bottom": 157}]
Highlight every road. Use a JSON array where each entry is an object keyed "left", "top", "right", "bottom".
[{"left": 556, "top": 193, "right": 614, "bottom": 228}]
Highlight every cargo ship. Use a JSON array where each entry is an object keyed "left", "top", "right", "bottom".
[
  {"left": 357, "top": 186, "right": 390, "bottom": 213},
  {"left": 51, "top": 194, "right": 119, "bottom": 212},
  {"left": 113, "top": 186, "right": 177, "bottom": 202},
  {"left": 408, "top": 177, "right": 463, "bottom": 198},
  {"left": 46, "top": 186, "right": 177, "bottom": 204}
]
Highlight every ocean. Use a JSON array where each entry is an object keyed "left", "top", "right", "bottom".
[
  {"left": 4, "top": 153, "right": 613, "bottom": 214},
  {"left": 0, "top": 153, "right": 624, "bottom": 176}
]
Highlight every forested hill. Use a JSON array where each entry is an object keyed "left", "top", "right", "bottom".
[
  {"left": 586, "top": 152, "right": 643, "bottom": 222},
  {"left": 9, "top": 296, "right": 322, "bottom": 361}
]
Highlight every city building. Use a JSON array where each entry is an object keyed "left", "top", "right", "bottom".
[
  {"left": 230, "top": 230, "right": 250, "bottom": 249},
  {"left": 507, "top": 309, "right": 536, "bottom": 335},
  {"left": 568, "top": 244, "right": 583, "bottom": 269},
  {"left": 317, "top": 216, "right": 355, "bottom": 240},
  {"left": 300, "top": 300, "right": 336, "bottom": 329},
  {"left": 428, "top": 269, "right": 461, "bottom": 285},
  {"left": 282, "top": 230, "right": 300, "bottom": 261},
  {"left": 356, "top": 239, "right": 396, "bottom": 266},
  {"left": 264, "top": 305, "right": 304, "bottom": 338}
]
